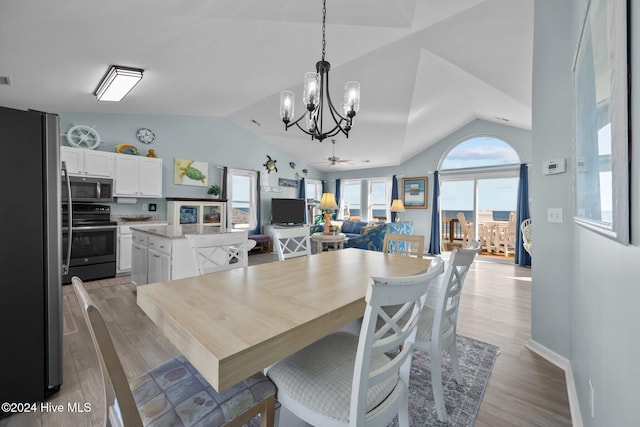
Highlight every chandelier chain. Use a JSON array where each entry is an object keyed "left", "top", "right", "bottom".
[{"left": 321, "top": 0, "right": 326, "bottom": 61}]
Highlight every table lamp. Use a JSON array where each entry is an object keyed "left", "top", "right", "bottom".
[
  {"left": 390, "top": 199, "right": 405, "bottom": 222},
  {"left": 319, "top": 193, "right": 338, "bottom": 235}
]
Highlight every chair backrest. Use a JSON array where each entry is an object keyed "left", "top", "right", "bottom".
[
  {"left": 507, "top": 211, "right": 517, "bottom": 236},
  {"left": 382, "top": 233, "right": 425, "bottom": 258},
  {"left": 185, "top": 230, "right": 249, "bottom": 275},
  {"left": 72, "top": 277, "right": 143, "bottom": 427},
  {"left": 350, "top": 257, "right": 445, "bottom": 425},
  {"left": 521, "top": 218, "right": 532, "bottom": 254},
  {"left": 432, "top": 240, "right": 481, "bottom": 342},
  {"left": 456, "top": 212, "right": 474, "bottom": 247},
  {"left": 271, "top": 226, "right": 311, "bottom": 261}
]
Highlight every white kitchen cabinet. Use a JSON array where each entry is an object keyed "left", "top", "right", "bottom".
[
  {"left": 114, "top": 155, "right": 162, "bottom": 198},
  {"left": 118, "top": 233, "right": 133, "bottom": 272},
  {"left": 131, "top": 242, "right": 148, "bottom": 286},
  {"left": 60, "top": 146, "right": 115, "bottom": 177},
  {"left": 139, "top": 158, "right": 163, "bottom": 197},
  {"left": 130, "top": 228, "right": 199, "bottom": 286},
  {"left": 147, "top": 249, "right": 171, "bottom": 284},
  {"left": 167, "top": 198, "right": 227, "bottom": 230}
]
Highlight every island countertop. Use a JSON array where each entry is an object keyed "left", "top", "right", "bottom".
[{"left": 130, "top": 224, "right": 231, "bottom": 239}]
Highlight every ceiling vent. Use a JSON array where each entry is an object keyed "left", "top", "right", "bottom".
[{"left": 0, "top": 76, "right": 11, "bottom": 85}]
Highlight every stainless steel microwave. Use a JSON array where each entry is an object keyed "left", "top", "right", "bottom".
[{"left": 62, "top": 175, "right": 113, "bottom": 203}]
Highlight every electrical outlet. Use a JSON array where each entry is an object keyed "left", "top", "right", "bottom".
[
  {"left": 589, "top": 379, "right": 595, "bottom": 418},
  {"left": 142, "top": 204, "right": 148, "bottom": 211},
  {"left": 547, "top": 208, "right": 563, "bottom": 223}
]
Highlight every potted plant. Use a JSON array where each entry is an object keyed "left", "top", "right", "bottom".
[{"left": 207, "top": 184, "right": 221, "bottom": 198}]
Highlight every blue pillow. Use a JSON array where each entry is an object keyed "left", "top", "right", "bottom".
[{"left": 341, "top": 220, "right": 358, "bottom": 234}]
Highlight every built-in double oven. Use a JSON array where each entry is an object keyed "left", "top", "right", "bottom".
[{"left": 61, "top": 163, "right": 117, "bottom": 284}]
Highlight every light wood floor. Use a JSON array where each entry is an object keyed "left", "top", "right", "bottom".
[{"left": 0, "top": 254, "right": 571, "bottom": 426}]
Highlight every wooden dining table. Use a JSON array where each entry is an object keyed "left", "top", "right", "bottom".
[{"left": 136, "top": 248, "right": 431, "bottom": 392}]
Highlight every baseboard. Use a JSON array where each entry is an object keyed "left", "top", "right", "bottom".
[{"left": 527, "top": 339, "right": 583, "bottom": 427}]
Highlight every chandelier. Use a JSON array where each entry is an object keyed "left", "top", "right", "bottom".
[{"left": 279, "top": 0, "right": 360, "bottom": 142}]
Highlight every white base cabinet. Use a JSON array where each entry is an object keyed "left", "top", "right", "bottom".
[
  {"left": 118, "top": 233, "right": 133, "bottom": 272},
  {"left": 118, "top": 223, "right": 166, "bottom": 274},
  {"left": 131, "top": 230, "right": 197, "bottom": 286}
]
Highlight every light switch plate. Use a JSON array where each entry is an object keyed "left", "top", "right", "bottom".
[{"left": 547, "top": 208, "right": 563, "bottom": 223}]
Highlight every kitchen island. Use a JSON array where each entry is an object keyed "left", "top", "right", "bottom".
[{"left": 130, "top": 224, "right": 238, "bottom": 286}]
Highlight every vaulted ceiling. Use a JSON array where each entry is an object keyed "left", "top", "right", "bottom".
[{"left": 0, "top": 0, "right": 533, "bottom": 171}]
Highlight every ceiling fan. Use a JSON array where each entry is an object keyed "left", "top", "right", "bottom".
[{"left": 317, "top": 140, "right": 353, "bottom": 166}]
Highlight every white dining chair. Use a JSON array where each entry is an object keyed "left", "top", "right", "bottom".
[
  {"left": 521, "top": 218, "right": 532, "bottom": 255},
  {"left": 71, "top": 276, "right": 276, "bottom": 427},
  {"left": 267, "top": 257, "right": 445, "bottom": 427},
  {"left": 456, "top": 212, "right": 474, "bottom": 248},
  {"left": 495, "top": 211, "right": 516, "bottom": 256},
  {"left": 185, "top": 230, "right": 250, "bottom": 275},
  {"left": 414, "top": 240, "right": 481, "bottom": 422},
  {"left": 271, "top": 226, "right": 311, "bottom": 261},
  {"left": 382, "top": 233, "right": 425, "bottom": 258}
]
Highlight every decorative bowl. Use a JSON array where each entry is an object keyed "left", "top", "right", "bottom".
[{"left": 116, "top": 144, "right": 138, "bottom": 155}]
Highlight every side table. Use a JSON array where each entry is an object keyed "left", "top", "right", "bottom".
[{"left": 311, "top": 232, "right": 346, "bottom": 253}]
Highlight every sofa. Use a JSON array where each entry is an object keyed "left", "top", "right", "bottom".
[
  {"left": 344, "top": 221, "right": 414, "bottom": 251},
  {"left": 311, "top": 219, "right": 369, "bottom": 238}
]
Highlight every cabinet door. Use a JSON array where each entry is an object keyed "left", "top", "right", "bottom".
[
  {"left": 118, "top": 233, "right": 133, "bottom": 272},
  {"left": 83, "top": 151, "right": 115, "bottom": 178},
  {"left": 60, "top": 147, "right": 83, "bottom": 175},
  {"left": 131, "top": 243, "right": 148, "bottom": 286},
  {"left": 114, "top": 155, "right": 139, "bottom": 196},
  {"left": 148, "top": 250, "right": 171, "bottom": 283},
  {"left": 138, "top": 158, "right": 163, "bottom": 197}
]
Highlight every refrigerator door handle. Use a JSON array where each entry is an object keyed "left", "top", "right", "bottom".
[{"left": 62, "top": 161, "right": 72, "bottom": 276}]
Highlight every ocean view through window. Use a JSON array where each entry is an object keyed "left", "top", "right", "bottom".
[{"left": 439, "top": 137, "right": 520, "bottom": 253}]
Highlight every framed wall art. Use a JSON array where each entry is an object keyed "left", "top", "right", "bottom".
[
  {"left": 278, "top": 178, "right": 298, "bottom": 188},
  {"left": 174, "top": 158, "right": 208, "bottom": 187},
  {"left": 402, "top": 177, "right": 428, "bottom": 209}
]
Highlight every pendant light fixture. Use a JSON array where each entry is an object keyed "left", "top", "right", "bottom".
[{"left": 279, "top": 0, "right": 360, "bottom": 142}]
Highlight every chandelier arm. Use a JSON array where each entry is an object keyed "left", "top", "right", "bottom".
[
  {"left": 323, "top": 69, "right": 350, "bottom": 123},
  {"left": 293, "top": 121, "right": 316, "bottom": 138},
  {"left": 323, "top": 122, "right": 350, "bottom": 139},
  {"left": 284, "top": 107, "right": 316, "bottom": 131}
]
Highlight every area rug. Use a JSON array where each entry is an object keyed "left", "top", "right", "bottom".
[
  {"left": 387, "top": 335, "right": 500, "bottom": 427},
  {"left": 248, "top": 335, "right": 499, "bottom": 427}
]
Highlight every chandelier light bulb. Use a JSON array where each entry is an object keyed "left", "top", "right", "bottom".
[
  {"left": 344, "top": 81, "right": 360, "bottom": 116},
  {"left": 303, "top": 72, "right": 320, "bottom": 108},
  {"left": 280, "top": 90, "right": 295, "bottom": 122}
]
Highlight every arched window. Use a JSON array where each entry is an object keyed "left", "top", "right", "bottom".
[
  {"left": 441, "top": 136, "right": 520, "bottom": 170},
  {"left": 439, "top": 137, "right": 521, "bottom": 258}
]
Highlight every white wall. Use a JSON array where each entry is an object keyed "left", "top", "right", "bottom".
[
  {"left": 533, "top": 0, "right": 640, "bottom": 425},
  {"left": 324, "top": 118, "right": 531, "bottom": 241}
]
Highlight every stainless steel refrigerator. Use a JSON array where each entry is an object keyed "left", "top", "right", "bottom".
[{"left": 0, "top": 106, "right": 62, "bottom": 415}]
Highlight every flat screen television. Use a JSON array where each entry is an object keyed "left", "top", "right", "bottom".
[{"left": 271, "top": 198, "right": 306, "bottom": 225}]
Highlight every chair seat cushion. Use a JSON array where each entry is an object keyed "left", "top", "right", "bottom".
[
  {"left": 267, "top": 332, "right": 398, "bottom": 422},
  {"left": 130, "top": 355, "right": 275, "bottom": 426}
]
